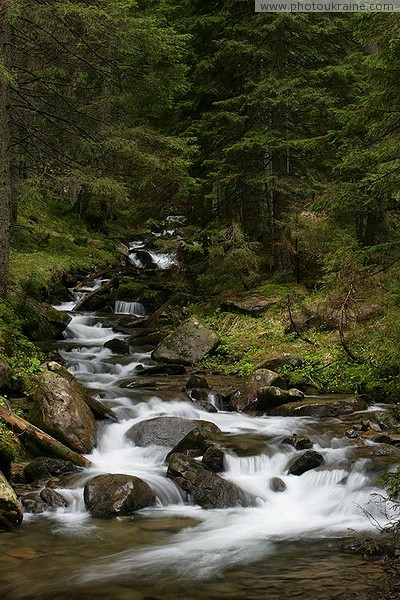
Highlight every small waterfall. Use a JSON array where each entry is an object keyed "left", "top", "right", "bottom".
[
  {"left": 114, "top": 300, "right": 146, "bottom": 316},
  {"left": 147, "top": 250, "right": 176, "bottom": 270}
]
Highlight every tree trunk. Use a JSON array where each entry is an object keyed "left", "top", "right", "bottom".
[
  {"left": 0, "top": 5, "right": 11, "bottom": 296},
  {"left": 0, "top": 405, "right": 92, "bottom": 468},
  {"left": 270, "top": 19, "right": 290, "bottom": 270}
]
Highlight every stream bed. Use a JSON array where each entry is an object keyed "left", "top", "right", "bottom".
[{"left": 0, "top": 237, "right": 397, "bottom": 600}]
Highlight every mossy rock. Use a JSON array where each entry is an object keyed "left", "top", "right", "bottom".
[
  {"left": 21, "top": 300, "right": 71, "bottom": 342},
  {"left": 0, "top": 427, "right": 26, "bottom": 480}
]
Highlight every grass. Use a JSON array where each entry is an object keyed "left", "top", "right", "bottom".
[
  {"left": 9, "top": 189, "right": 122, "bottom": 296},
  {"left": 190, "top": 289, "right": 400, "bottom": 399}
]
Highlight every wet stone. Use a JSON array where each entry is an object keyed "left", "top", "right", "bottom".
[
  {"left": 185, "top": 375, "right": 210, "bottom": 390},
  {"left": 281, "top": 436, "right": 313, "bottom": 450},
  {"left": 287, "top": 450, "right": 324, "bottom": 476},
  {"left": 270, "top": 477, "right": 287, "bottom": 493},
  {"left": 40, "top": 488, "right": 69, "bottom": 509},
  {"left": 103, "top": 338, "right": 130, "bottom": 354},
  {"left": 23, "top": 457, "right": 79, "bottom": 483},
  {"left": 202, "top": 445, "right": 225, "bottom": 473}
]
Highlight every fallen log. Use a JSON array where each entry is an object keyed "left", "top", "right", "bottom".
[
  {"left": 0, "top": 470, "right": 23, "bottom": 529},
  {"left": 0, "top": 406, "right": 92, "bottom": 469},
  {"left": 72, "top": 277, "right": 118, "bottom": 312},
  {"left": 74, "top": 269, "right": 116, "bottom": 291}
]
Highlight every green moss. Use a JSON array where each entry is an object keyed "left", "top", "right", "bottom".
[
  {"left": 9, "top": 184, "right": 129, "bottom": 298},
  {"left": 0, "top": 399, "right": 26, "bottom": 469}
]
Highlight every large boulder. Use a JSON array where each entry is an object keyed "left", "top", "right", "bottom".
[
  {"left": 287, "top": 451, "right": 324, "bottom": 476},
  {"left": 125, "top": 416, "right": 220, "bottom": 448},
  {"left": 0, "top": 471, "right": 23, "bottom": 529},
  {"left": 270, "top": 396, "right": 368, "bottom": 418},
  {"left": 221, "top": 294, "right": 278, "bottom": 316},
  {"left": 84, "top": 473, "right": 156, "bottom": 518},
  {"left": 28, "top": 365, "right": 97, "bottom": 453},
  {"left": 152, "top": 317, "right": 220, "bottom": 366},
  {"left": 167, "top": 453, "right": 257, "bottom": 509},
  {"left": 229, "top": 384, "right": 303, "bottom": 413},
  {"left": 24, "top": 301, "right": 71, "bottom": 342}
]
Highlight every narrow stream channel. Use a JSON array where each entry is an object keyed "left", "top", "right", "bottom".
[{"left": 0, "top": 234, "right": 395, "bottom": 600}]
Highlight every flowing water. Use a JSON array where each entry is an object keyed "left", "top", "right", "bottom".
[{"left": 0, "top": 237, "right": 395, "bottom": 600}]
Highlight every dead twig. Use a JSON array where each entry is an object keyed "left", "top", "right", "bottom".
[{"left": 286, "top": 296, "right": 317, "bottom": 346}]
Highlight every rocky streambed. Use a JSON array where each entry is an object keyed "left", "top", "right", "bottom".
[{"left": 1, "top": 221, "right": 399, "bottom": 599}]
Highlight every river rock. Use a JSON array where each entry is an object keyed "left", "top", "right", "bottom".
[
  {"left": 152, "top": 317, "right": 220, "bottom": 366},
  {"left": 40, "top": 487, "right": 68, "bottom": 509},
  {"left": 281, "top": 436, "right": 313, "bottom": 450},
  {"left": 185, "top": 375, "right": 210, "bottom": 390},
  {"left": 134, "top": 250, "right": 157, "bottom": 270},
  {"left": 270, "top": 477, "right": 287, "bottom": 492},
  {"left": 28, "top": 365, "right": 97, "bottom": 453},
  {"left": 134, "top": 364, "right": 186, "bottom": 376},
  {"left": 257, "top": 384, "right": 301, "bottom": 411},
  {"left": 84, "top": 474, "right": 156, "bottom": 518},
  {"left": 104, "top": 338, "right": 130, "bottom": 354},
  {"left": 202, "top": 445, "right": 225, "bottom": 473},
  {"left": 250, "top": 369, "right": 287, "bottom": 390},
  {"left": 192, "top": 399, "right": 218, "bottom": 413},
  {"left": 257, "top": 353, "right": 304, "bottom": 371},
  {"left": 0, "top": 471, "right": 23, "bottom": 529},
  {"left": 21, "top": 496, "right": 47, "bottom": 514},
  {"left": 167, "top": 427, "right": 211, "bottom": 458},
  {"left": 167, "top": 453, "right": 257, "bottom": 509},
  {"left": 229, "top": 383, "right": 260, "bottom": 412},
  {"left": 270, "top": 396, "right": 368, "bottom": 418},
  {"left": 126, "top": 417, "right": 220, "bottom": 448},
  {"left": 221, "top": 294, "right": 278, "bottom": 316},
  {"left": 166, "top": 427, "right": 224, "bottom": 472},
  {"left": 229, "top": 384, "right": 302, "bottom": 413},
  {"left": 189, "top": 388, "right": 218, "bottom": 413},
  {"left": 23, "top": 457, "right": 78, "bottom": 483},
  {"left": 287, "top": 450, "right": 324, "bottom": 476}
]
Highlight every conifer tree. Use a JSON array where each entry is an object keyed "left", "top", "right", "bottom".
[{"left": 164, "top": 2, "right": 358, "bottom": 270}]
